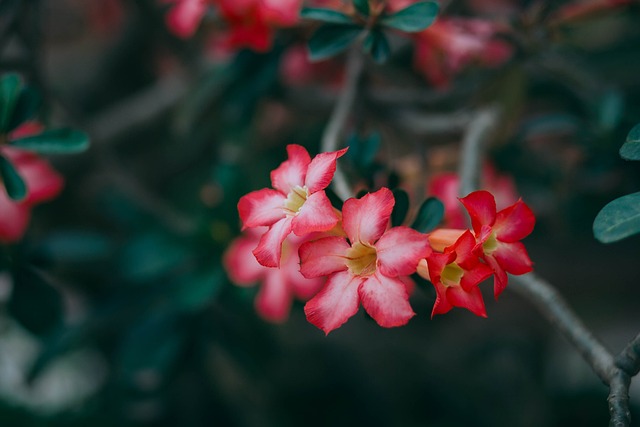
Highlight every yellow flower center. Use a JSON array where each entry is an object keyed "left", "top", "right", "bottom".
[
  {"left": 345, "top": 241, "right": 377, "bottom": 276},
  {"left": 283, "top": 185, "right": 309, "bottom": 215},
  {"left": 482, "top": 232, "right": 498, "bottom": 254},
  {"left": 441, "top": 262, "right": 464, "bottom": 288}
]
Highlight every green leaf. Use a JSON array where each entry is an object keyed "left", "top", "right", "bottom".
[
  {"left": 620, "top": 123, "right": 640, "bottom": 161},
  {"left": 593, "top": 192, "right": 640, "bottom": 243},
  {"left": 174, "top": 269, "right": 223, "bottom": 312},
  {"left": 353, "top": 0, "right": 370, "bottom": 16},
  {"left": 0, "top": 154, "right": 27, "bottom": 201},
  {"left": 363, "top": 29, "right": 390, "bottom": 63},
  {"left": 597, "top": 89, "right": 623, "bottom": 133},
  {"left": 7, "top": 87, "right": 40, "bottom": 132},
  {"left": 308, "top": 24, "right": 362, "bottom": 61},
  {"left": 0, "top": 73, "right": 22, "bottom": 132},
  {"left": 300, "top": 7, "right": 354, "bottom": 24},
  {"left": 120, "top": 233, "right": 191, "bottom": 283},
  {"left": 380, "top": 1, "right": 439, "bottom": 33},
  {"left": 411, "top": 197, "right": 444, "bottom": 233},
  {"left": 391, "top": 189, "right": 409, "bottom": 226},
  {"left": 10, "top": 128, "right": 89, "bottom": 153}
]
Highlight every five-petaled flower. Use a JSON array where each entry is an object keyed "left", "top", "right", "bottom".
[
  {"left": 299, "top": 188, "right": 430, "bottom": 334},
  {"left": 224, "top": 227, "right": 324, "bottom": 323},
  {"left": 238, "top": 144, "right": 347, "bottom": 268},
  {"left": 459, "top": 190, "right": 535, "bottom": 298}
]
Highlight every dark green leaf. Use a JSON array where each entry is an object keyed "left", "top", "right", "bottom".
[
  {"left": 8, "top": 266, "right": 64, "bottom": 336},
  {"left": 391, "top": 189, "right": 409, "bottom": 226},
  {"left": 347, "top": 131, "right": 381, "bottom": 168},
  {"left": 37, "top": 230, "right": 113, "bottom": 263},
  {"left": 174, "top": 269, "right": 223, "bottom": 312},
  {"left": 0, "top": 154, "right": 26, "bottom": 201},
  {"left": 353, "top": 0, "right": 370, "bottom": 16},
  {"left": 308, "top": 24, "right": 362, "bottom": 61},
  {"left": 380, "top": 1, "right": 439, "bottom": 33},
  {"left": 411, "top": 197, "right": 444, "bottom": 233},
  {"left": 597, "top": 89, "right": 623, "bottom": 133},
  {"left": 620, "top": 123, "right": 640, "bottom": 161},
  {"left": 120, "top": 233, "right": 190, "bottom": 282},
  {"left": 300, "top": 7, "right": 354, "bottom": 24},
  {"left": 10, "top": 128, "right": 89, "bottom": 153},
  {"left": 0, "top": 73, "right": 22, "bottom": 132},
  {"left": 7, "top": 87, "right": 40, "bottom": 132},
  {"left": 363, "top": 29, "right": 391, "bottom": 63},
  {"left": 593, "top": 192, "right": 640, "bottom": 243}
]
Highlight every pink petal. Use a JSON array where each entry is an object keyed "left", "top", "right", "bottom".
[
  {"left": 3, "top": 147, "right": 64, "bottom": 204},
  {"left": 253, "top": 217, "right": 292, "bottom": 267},
  {"left": 165, "top": 0, "right": 207, "bottom": 38},
  {"left": 430, "top": 280, "right": 454, "bottom": 317},
  {"left": 376, "top": 226, "right": 430, "bottom": 277},
  {"left": 446, "top": 285, "right": 487, "bottom": 318},
  {"left": 493, "top": 241, "right": 533, "bottom": 275},
  {"left": 459, "top": 190, "right": 496, "bottom": 235},
  {"left": 449, "top": 230, "right": 479, "bottom": 270},
  {"left": 304, "top": 271, "right": 362, "bottom": 334},
  {"left": 342, "top": 188, "right": 394, "bottom": 245},
  {"left": 223, "top": 233, "right": 265, "bottom": 286},
  {"left": 485, "top": 254, "right": 508, "bottom": 298},
  {"left": 459, "top": 261, "right": 493, "bottom": 291},
  {"left": 291, "top": 191, "right": 338, "bottom": 235},
  {"left": 259, "top": 0, "right": 301, "bottom": 26},
  {"left": 270, "top": 144, "right": 311, "bottom": 194},
  {"left": 304, "top": 148, "right": 348, "bottom": 194},
  {"left": 493, "top": 199, "right": 535, "bottom": 243},
  {"left": 299, "top": 236, "right": 349, "bottom": 278},
  {"left": 425, "top": 251, "right": 456, "bottom": 284},
  {"left": 359, "top": 273, "right": 415, "bottom": 328},
  {"left": 0, "top": 194, "right": 31, "bottom": 243},
  {"left": 255, "top": 269, "right": 291, "bottom": 323},
  {"left": 238, "top": 188, "right": 285, "bottom": 230}
]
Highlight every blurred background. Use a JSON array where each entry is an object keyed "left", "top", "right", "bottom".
[{"left": 0, "top": 0, "right": 639, "bottom": 425}]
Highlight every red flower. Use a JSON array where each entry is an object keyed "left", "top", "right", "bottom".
[
  {"left": 162, "top": 0, "right": 209, "bottom": 38},
  {"left": 238, "top": 144, "right": 346, "bottom": 267},
  {"left": 224, "top": 228, "right": 324, "bottom": 323},
  {"left": 418, "top": 230, "right": 493, "bottom": 317},
  {"left": 0, "top": 123, "right": 64, "bottom": 243},
  {"left": 299, "top": 188, "right": 430, "bottom": 334},
  {"left": 460, "top": 190, "right": 535, "bottom": 298}
]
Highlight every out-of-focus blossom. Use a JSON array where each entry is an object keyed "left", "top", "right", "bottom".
[
  {"left": 238, "top": 144, "right": 346, "bottom": 267},
  {"left": 0, "top": 123, "right": 64, "bottom": 243},
  {"left": 224, "top": 228, "right": 324, "bottom": 323},
  {"left": 299, "top": 188, "right": 429, "bottom": 334},
  {"left": 550, "top": 0, "right": 632, "bottom": 25},
  {"left": 163, "top": 0, "right": 209, "bottom": 39}
]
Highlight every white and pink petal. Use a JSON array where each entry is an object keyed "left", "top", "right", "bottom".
[
  {"left": 304, "top": 271, "right": 362, "bottom": 335},
  {"left": 359, "top": 273, "right": 415, "bottom": 328},
  {"left": 270, "top": 144, "right": 311, "bottom": 194},
  {"left": 299, "top": 236, "right": 349, "bottom": 278},
  {"left": 238, "top": 188, "right": 285, "bottom": 229},
  {"left": 376, "top": 226, "right": 430, "bottom": 277},
  {"left": 304, "top": 148, "right": 347, "bottom": 194},
  {"left": 253, "top": 217, "right": 292, "bottom": 267},
  {"left": 291, "top": 190, "right": 338, "bottom": 235},
  {"left": 342, "top": 188, "right": 394, "bottom": 245}
]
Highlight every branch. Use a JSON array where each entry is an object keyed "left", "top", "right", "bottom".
[
  {"left": 320, "top": 48, "right": 365, "bottom": 201},
  {"left": 616, "top": 333, "right": 640, "bottom": 376}
]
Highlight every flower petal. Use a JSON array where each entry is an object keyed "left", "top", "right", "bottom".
[
  {"left": 304, "top": 148, "right": 348, "bottom": 194},
  {"left": 493, "top": 199, "right": 535, "bottom": 243},
  {"left": 493, "top": 241, "right": 533, "bottom": 275},
  {"left": 485, "top": 254, "right": 508, "bottom": 298},
  {"left": 459, "top": 261, "right": 493, "bottom": 291},
  {"left": 430, "top": 280, "right": 454, "bottom": 317},
  {"left": 165, "top": 0, "right": 207, "bottom": 38},
  {"left": 238, "top": 188, "right": 285, "bottom": 230},
  {"left": 255, "top": 269, "right": 291, "bottom": 323},
  {"left": 342, "top": 188, "right": 394, "bottom": 245},
  {"left": 299, "top": 236, "right": 349, "bottom": 278},
  {"left": 359, "top": 273, "right": 415, "bottom": 328},
  {"left": 304, "top": 271, "right": 362, "bottom": 334},
  {"left": 291, "top": 191, "right": 338, "bottom": 235},
  {"left": 0, "top": 194, "right": 30, "bottom": 243},
  {"left": 253, "top": 217, "right": 292, "bottom": 267},
  {"left": 446, "top": 285, "right": 487, "bottom": 318},
  {"left": 376, "top": 226, "right": 430, "bottom": 277},
  {"left": 459, "top": 190, "right": 496, "bottom": 234},
  {"left": 223, "top": 232, "right": 265, "bottom": 285},
  {"left": 270, "top": 144, "right": 311, "bottom": 194}
]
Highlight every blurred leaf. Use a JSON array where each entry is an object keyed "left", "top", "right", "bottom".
[
  {"left": 8, "top": 266, "right": 64, "bottom": 336},
  {"left": 391, "top": 189, "right": 409, "bottom": 227},
  {"left": 308, "top": 24, "right": 362, "bottom": 61},
  {"left": 300, "top": 7, "right": 354, "bottom": 24},
  {"left": 518, "top": 113, "right": 581, "bottom": 141},
  {"left": 120, "top": 233, "right": 190, "bottom": 282},
  {"left": 0, "top": 73, "right": 21, "bottom": 132},
  {"left": 380, "top": 1, "right": 438, "bottom": 33},
  {"left": 27, "top": 325, "right": 84, "bottom": 383},
  {"left": 597, "top": 89, "right": 623, "bottom": 133},
  {"left": 10, "top": 128, "right": 89, "bottom": 153},
  {"left": 411, "top": 197, "right": 444, "bottom": 233},
  {"left": 37, "top": 230, "right": 113, "bottom": 264},
  {"left": 174, "top": 268, "right": 224, "bottom": 312},
  {"left": 347, "top": 131, "right": 381, "bottom": 169},
  {"left": 363, "top": 29, "right": 390, "bottom": 63},
  {"left": 0, "top": 154, "right": 26, "bottom": 201},
  {"left": 593, "top": 192, "right": 640, "bottom": 243},
  {"left": 7, "top": 87, "right": 40, "bottom": 132},
  {"left": 353, "top": 0, "right": 370, "bottom": 16},
  {"left": 620, "top": 123, "right": 640, "bottom": 160}
]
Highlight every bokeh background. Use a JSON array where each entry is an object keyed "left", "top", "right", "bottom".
[{"left": 0, "top": 0, "right": 639, "bottom": 426}]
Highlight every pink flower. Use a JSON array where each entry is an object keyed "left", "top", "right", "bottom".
[
  {"left": 238, "top": 144, "right": 347, "bottom": 267},
  {"left": 418, "top": 230, "right": 493, "bottom": 317},
  {"left": 163, "top": 0, "right": 209, "bottom": 38},
  {"left": 0, "top": 123, "right": 64, "bottom": 243},
  {"left": 299, "top": 188, "right": 430, "bottom": 334},
  {"left": 224, "top": 228, "right": 324, "bottom": 323},
  {"left": 459, "top": 190, "right": 535, "bottom": 298}
]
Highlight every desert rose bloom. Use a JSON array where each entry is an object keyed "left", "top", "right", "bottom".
[
  {"left": 459, "top": 190, "right": 535, "bottom": 298},
  {"left": 418, "top": 230, "right": 493, "bottom": 317},
  {"left": 162, "top": 0, "right": 209, "bottom": 38},
  {"left": 0, "top": 123, "right": 64, "bottom": 243},
  {"left": 238, "top": 144, "right": 347, "bottom": 267},
  {"left": 224, "top": 228, "right": 324, "bottom": 323},
  {"left": 299, "top": 188, "right": 430, "bottom": 334}
]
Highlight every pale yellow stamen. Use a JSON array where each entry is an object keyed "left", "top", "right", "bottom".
[
  {"left": 482, "top": 232, "right": 498, "bottom": 254},
  {"left": 345, "top": 242, "right": 377, "bottom": 276},
  {"left": 283, "top": 185, "right": 309, "bottom": 215},
  {"left": 441, "top": 262, "right": 464, "bottom": 288}
]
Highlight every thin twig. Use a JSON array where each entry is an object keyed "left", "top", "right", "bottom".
[
  {"left": 320, "top": 48, "right": 365, "bottom": 201},
  {"left": 616, "top": 333, "right": 640, "bottom": 377}
]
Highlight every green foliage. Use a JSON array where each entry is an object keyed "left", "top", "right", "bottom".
[
  {"left": 7, "top": 86, "right": 40, "bottom": 132},
  {"left": 10, "top": 128, "right": 90, "bottom": 154},
  {"left": 0, "top": 73, "right": 21, "bottom": 132},
  {"left": 363, "top": 29, "right": 391, "bottom": 64},
  {"left": 620, "top": 123, "right": 640, "bottom": 160},
  {"left": 0, "top": 154, "right": 26, "bottom": 201},
  {"left": 411, "top": 197, "right": 445, "bottom": 233},
  {"left": 593, "top": 192, "right": 640, "bottom": 243},
  {"left": 391, "top": 188, "right": 409, "bottom": 226},
  {"left": 300, "top": 7, "right": 353, "bottom": 24},
  {"left": 380, "top": 1, "right": 439, "bottom": 33},
  {"left": 353, "top": 0, "right": 370, "bottom": 16},
  {"left": 308, "top": 24, "right": 363, "bottom": 61}
]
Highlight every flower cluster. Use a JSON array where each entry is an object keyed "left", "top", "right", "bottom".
[{"left": 225, "top": 145, "right": 535, "bottom": 334}]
